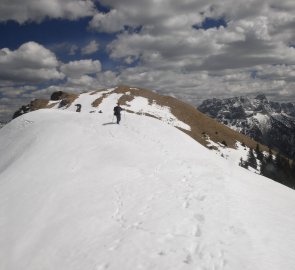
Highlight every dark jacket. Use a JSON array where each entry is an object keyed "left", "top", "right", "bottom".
[{"left": 114, "top": 106, "right": 123, "bottom": 116}]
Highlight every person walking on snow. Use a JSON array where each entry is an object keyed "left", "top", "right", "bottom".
[{"left": 113, "top": 103, "right": 124, "bottom": 124}]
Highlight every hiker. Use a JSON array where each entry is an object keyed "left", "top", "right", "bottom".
[{"left": 113, "top": 103, "right": 124, "bottom": 124}]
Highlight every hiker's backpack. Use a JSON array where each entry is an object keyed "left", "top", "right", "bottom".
[{"left": 114, "top": 106, "right": 121, "bottom": 115}]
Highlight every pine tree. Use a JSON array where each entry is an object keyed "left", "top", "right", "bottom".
[
  {"left": 274, "top": 153, "right": 283, "bottom": 170},
  {"left": 247, "top": 148, "right": 257, "bottom": 169},
  {"left": 259, "top": 149, "right": 295, "bottom": 189},
  {"left": 255, "top": 143, "right": 260, "bottom": 152},
  {"left": 273, "top": 153, "right": 286, "bottom": 184},
  {"left": 267, "top": 148, "right": 273, "bottom": 162},
  {"left": 239, "top": 158, "right": 248, "bottom": 169},
  {"left": 280, "top": 157, "right": 292, "bottom": 185},
  {"left": 260, "top": 152, "right": 276, "bottom": 181},
  {"left": 255, "top": 144, "right": 264, "bottom": 161},
  {"left": 239, "top": 157, "right": 243, "bottom": 167},
  {"left": 260, "top": 158, "right": 267, "bottom": 176}
]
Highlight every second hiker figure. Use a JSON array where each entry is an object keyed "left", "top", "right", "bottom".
[{"left": 113, "top": 103, "right": 123, "bottom": 124}]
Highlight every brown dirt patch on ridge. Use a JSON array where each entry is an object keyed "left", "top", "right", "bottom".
[
  {"left": 59, "top": 93, "right": 79, "bottom": 108},
  {"left": 92, "top": 96, "right": 104, "bottom": 107},
  {"left": 29, "top": 93, "right": 79, "bottom": 111},
  {"left": 107, "top": 85, "right": 268, "bottom": 152},
  {"left": 30, "top": 99, "right": 50, "bottom": 110},
  {"left": 91, "top": 90, "right": 110, "bottom": 107},
  {"left": 90, "top": 89, "right": 106, "bottom": 95}
]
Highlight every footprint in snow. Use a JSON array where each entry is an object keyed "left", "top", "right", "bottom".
[
  {"left": 183, "top": 254, "right": 192, "bottom": 264},
  {"left": 196, "top": 194, "right": 206, "bottom": 201},
  {"left": 193, "top": 225, "right": 202, "bottom": 237},
  {"left": 108, "top": 238, "right": 122, "bottom": 251},
  {"left": 96, "top": 263, "right": 109, "bottom": 270},
  {"left": 158, "top": 250, "right": 166, "bottom": 256},
  {"left": 194, "top": 214, "right": 205, "bottom": 223},
  {"left": 182, "top": 200, "right": 190, "bottom": 209}
]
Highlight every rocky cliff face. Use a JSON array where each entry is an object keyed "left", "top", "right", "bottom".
[{"left": 198, "top": 94, "right": 295, "bottom": 159}]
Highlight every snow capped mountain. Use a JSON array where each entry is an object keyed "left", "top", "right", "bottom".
[
  {"left": 1, "top": 87, "right": 295, "bottom": 269},
  {"left": 198, "top": 94, "right": 295, "bottom": 160}
]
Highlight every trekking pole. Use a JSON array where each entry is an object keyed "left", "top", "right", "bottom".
[{"left": 112, "top": 115, "right": 114, "bottom": 123}]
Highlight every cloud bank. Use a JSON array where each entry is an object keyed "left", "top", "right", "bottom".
[
  {"left": 0, "top": 0, "right": 96, "bottom": 23},
  {"left": 0, "top": 42, "right": 64, "bottom": 83},
  {"left": 1, "top": 0, "right": 295, "bottom": 121},
  {"left": 88, "top": 0, "right": 295, "bottom": 105}
]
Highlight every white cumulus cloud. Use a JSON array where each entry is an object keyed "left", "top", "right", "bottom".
[
  {"left": 0, "top": 42, "right": 64, "bottom": 83},
  {"left": 2, "top": 0, "right": 295, "bottom": 121},
  {"left": 60, "top": 59, "right": 102, "bottom": 78},
  {"left": 81, "top": 40, "right": 99, "bottom": 55},
  {"left": 0, "top": 0, "right": 96, "bottom": 23},
  {"left": 88, "top": 0, "right": 295, "bottom": 103}
]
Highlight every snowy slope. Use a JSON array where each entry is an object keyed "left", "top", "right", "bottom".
[
  {"left": 10, "top": 88, "right": 269, "bottom": 170},
  {"left": 1, "top": 93, "right": 295, "bottom": 270}
]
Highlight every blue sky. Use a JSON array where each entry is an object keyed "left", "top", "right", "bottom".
[
  {"left": 0, "top": 0, "right": 295, "bottom": 121},
  {"left": 0, "top": 18, "right": 118, "bottom": 68}
]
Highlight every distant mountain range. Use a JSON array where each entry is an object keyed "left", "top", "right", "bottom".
[{"left": 198, "top": 94, "right": 295, "bottom": 160}]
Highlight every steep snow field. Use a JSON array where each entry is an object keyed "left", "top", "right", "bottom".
[{"left": 1, "top": 95, "right": 295, "bottom": 270}]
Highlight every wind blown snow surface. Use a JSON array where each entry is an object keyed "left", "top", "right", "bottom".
[
  {"left": 125, "top": 96, "right": 191, "bottom": 131},
  {"left": 1, "top": 98, "right": 295, "bottom": 270}
]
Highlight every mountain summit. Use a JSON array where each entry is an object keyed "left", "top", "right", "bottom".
[
  {"left": 1, "top": 87, "right": 295, "bottom": 269},
  {"left": 255, "top": 93, "right": 268, "bottom": 101}
]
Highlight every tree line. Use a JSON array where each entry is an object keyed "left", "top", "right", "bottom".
[{"left": 239, "top": 144, "right": 295, "bottom": 189}]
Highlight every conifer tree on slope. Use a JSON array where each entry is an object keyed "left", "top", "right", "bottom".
[{"left": 247, "top": 148, "right": 257, "bottom": 169}]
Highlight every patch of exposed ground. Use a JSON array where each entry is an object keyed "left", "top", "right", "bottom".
[
  {"left": 90, "top": 89, "right": 106, "bottom": 95},
  {"left": 92, "top": 92, "right": 110, "bottom": 107},
  {"left": 30, "top": 99, "right": 51, "bottom": 110},
  {"left": 28, "top": 86, "right": 269, "bottom": 153},
  {"left": 104, "top": 85, "right": 268, "bottom": 152},
  {"left": 58, "top": 93, "right": 79, "bottom": 108},
  {"left": 27, "top": 93, "right": 79, "bottom": 111}
]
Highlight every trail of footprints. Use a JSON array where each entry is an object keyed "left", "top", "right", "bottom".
[
  {"left": 177, "top": 161, "right": 227, "bottom": 269},
  {"left": 112, "top": 186, "right": 127, "bottom": 229},
  {"left": 110, "top": 125, "right": 227, "bottom": 269}
]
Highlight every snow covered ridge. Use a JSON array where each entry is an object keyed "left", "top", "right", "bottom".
[
  {"left": 125, "top": 96, "right": 191, "bottom": 131},
  {"left": 11, "top": 85, "right": 268, "bottom": 149},
  {"left": 14, "top": 85, "right": 293, "bottom": 187},
  {"left": 13, "top": 86, "right": 191, "bottom": 131},
  {"left": 1, "top": 108, "right": 295, "bottom": 270}
]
